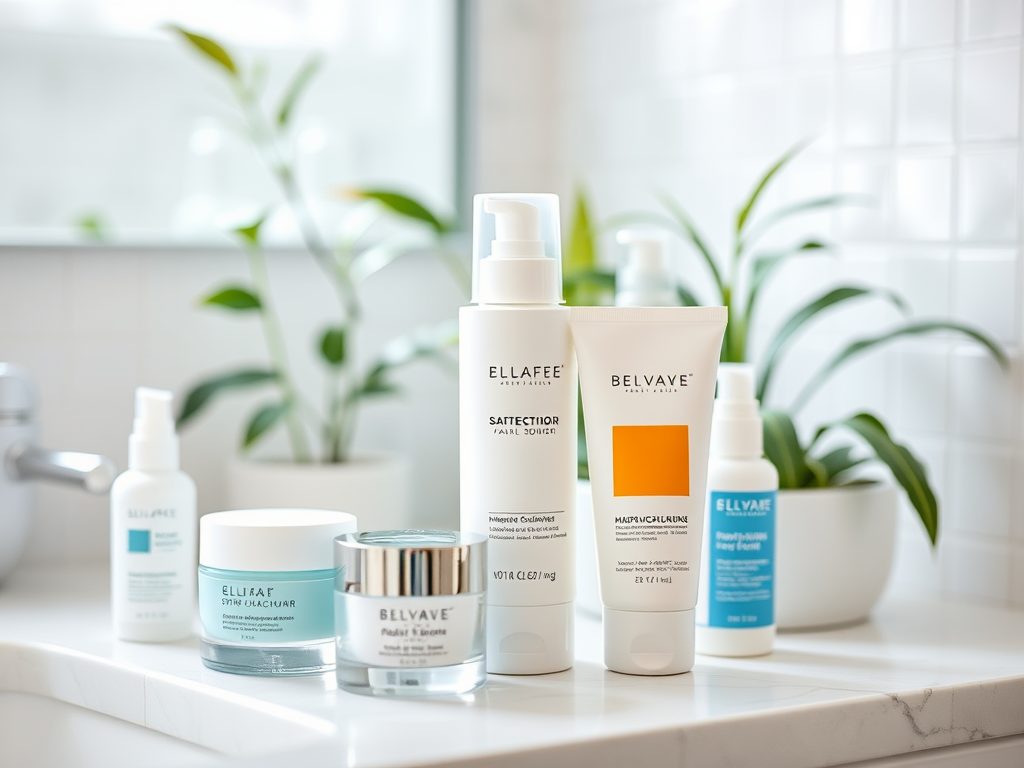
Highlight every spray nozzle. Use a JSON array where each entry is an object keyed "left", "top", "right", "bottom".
[
  {"left": 717, "top": 364, "right": 757, "bottom": 404},
  {"left": 484, "top": 198, "right": 544, "bottom": 258},
  {"left": 133, "top": 387, "right": 175, "bottom": 438}
]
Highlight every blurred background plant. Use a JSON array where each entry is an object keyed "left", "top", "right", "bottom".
[
  {"left": 570, "top": 143, "right": 1008, "bottom": 546},
  {"left": 169, "top": 27, "right": 465, "bottom": 463}
]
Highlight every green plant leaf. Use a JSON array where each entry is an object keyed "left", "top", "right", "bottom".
[
  {"left": 167, "top": 26, "right": 237, "bottom": 76},
  {"left": 563, "top": 268, "right": 616, "bottom": 293},
  {"left": 747, "top": 240, "right": 828, "bottom": 316},
  {"left": 740, "top": 194, "right": 866, "bottom": 254},
  {"left": 276, "top": 53, "right": 323, "bottom": 128},
  {"left": 736, "top": 138, "right": 811, "bottom": 236},
  {"left": 346, "top": 190, "right": 449, "bottom": 234},
  {"left": 201, "top": 286, "right": 262, "bottom": 311},
  {"left": 234, "top": 214, "right": 267, "bottom": 248},
  {"left": 352, "top": 320, "right": 459, "bottom": 402},
  {"left": 757, "top": 286, "right": 911, "bottom": 403},
  {"left": 349, "top": 232, "right": 432, "bottom": 285},
  {"left": 243, "top": 401, "right": 291, "bottom": 448},
  {"left": 792, "top": 319, "right": 1009, "bottom": 411},
  {"left": 815, "top": 445, "right": 868, "bottom": 483},
  {"left": 658, "top": 192, "right": 724, "bottom": 298},
  {"left": 831, "top": 413, "right": 938, "bottom": 546},
  {"left": 75, "top": 213, "right": 109, "bottom": 242},
  {"left": 676, "top": 283, "right": 702, "bottom": 307},
  {"left": 320, "top": 326, "right": 346, "bottom": 366},
  {"left": 566, "top": 190, "right": 596, "bottom": 273},
  {"left": 177, "top": 369, "right": 278, "bottom": 426},
  {"left": 761, "top": 409, "right": 811, "bottom": 489}
]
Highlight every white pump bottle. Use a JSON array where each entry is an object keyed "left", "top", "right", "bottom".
[
  {"left": 615, "top": 230, "right": 679, "bottom": 307},
  {"left": 695, "top": 365, "right": 778, "bottom": 656},
  {"left": 460, "top": 193, "right": 577, "bottom": 675},
  {"left": 110, "top": 387, "right": 197, "bottom": 641}
]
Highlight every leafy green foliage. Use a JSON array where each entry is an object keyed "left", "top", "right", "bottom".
[
  {"left": 75, "top": 213, "right": 109, "bottom": 241},
  {"left": 234, "top": 215, "right": 266, "bottom": 248},
  {"left": 757, "top": 286, "right": 910, "bottom": 402},
  {"left": 762, "top": 410, "right": 814, "bottom": 488},
  {"left": 168, "top": 29, "right": 466, "bottom": 462},
  {"left": 276, "top": 54, "right": 323, "bottom": 128},
  {"left": 563, "top": 190, "right": 615, "bottom": 308},
  {"left": 792, "top": 320, "right": 1010, "bottom": 410},
  {"left": 178, "top": 369, "right": 278, "bottom": 426},
  {"left": 346, "top": 190, "right": 449, "bottom": 234},
  {"left": 202, "top": 286, "right": 262, "bottom": 311},
  {"left": 826, "top": 414, "right": 938, "bottom": 545},
  {"left": 319, "top": 327, "right": 346, "bottom": 366},
  {"left": 244, "top": 401, "right": 291, "bottom": 448},
  {"left": 167, "top": 26, "right": 237, "bottom": 76}
]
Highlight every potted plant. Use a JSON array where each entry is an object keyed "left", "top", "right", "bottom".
[
  {"left": 168, "top": 28, "right": 465, "bottom": 528},
  {"left": 570, "top": 142, "right": 1008, "bottom": 628}
]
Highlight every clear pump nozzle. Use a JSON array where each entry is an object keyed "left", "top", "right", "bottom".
[
  {"left": 484, "top": 199, "right": 544, "bottom": 257},
  {"left": 472, "top": 193, "right": 562, "bottom": 305},
  {"left": 615, "top": 229, "right": 679, "bottom": 307}
]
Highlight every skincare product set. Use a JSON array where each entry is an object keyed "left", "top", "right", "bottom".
[{"left": 107, "top": 191, "right": 777, "bottom": 698}]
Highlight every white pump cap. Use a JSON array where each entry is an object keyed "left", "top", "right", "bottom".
[
  {"left": 129, "top": 387, "right": 180, "bottom": 471},
  {"left": 710, "top": 364, "right": 763, "bottom": 459},
  {"left": 615, "top": 230, "right": 679, "bottom": 307},
  {"left": 471, "top": 193, "right": 562, "bottom": 305}
]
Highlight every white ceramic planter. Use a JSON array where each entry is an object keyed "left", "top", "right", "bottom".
[
  {"left": 776, "top": 483, "right": 898, "bottom": 630},
  {"left": 225, "top": 452, "right": 411, "bottom": 532}
]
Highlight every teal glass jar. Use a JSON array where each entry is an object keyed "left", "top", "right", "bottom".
[{"left": 198, "top": 508, "right": 357, "bottom": 676}]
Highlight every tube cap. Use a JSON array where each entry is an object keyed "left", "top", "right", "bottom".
[
  {"left": 603, "top": 607, "right": 694, "bottom": 675},
  {"left": 487, "top": 602, "right": 574, "bottom": 675}
]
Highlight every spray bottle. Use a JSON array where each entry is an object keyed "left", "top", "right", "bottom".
[
  {"left": 696, "top": 364, "right": 778, "bottom": 656},
  {"left": 110, "top": 387, "right": 197, "bottom": 641}
]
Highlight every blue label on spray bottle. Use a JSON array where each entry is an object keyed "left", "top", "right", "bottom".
[{"left": 707, "top": 490, "right": 775, "bottom": 628}]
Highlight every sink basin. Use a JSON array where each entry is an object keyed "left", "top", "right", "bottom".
[
  {"left": 0, "top": 691, "right": 222, "bottom": 767},
  {"left": 0, "top": 641, "right": 334, "bottom": 766}
]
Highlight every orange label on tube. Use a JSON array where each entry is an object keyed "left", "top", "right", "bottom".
[{"left": 612, "top": 425, "right": 690, "bottom": 497}]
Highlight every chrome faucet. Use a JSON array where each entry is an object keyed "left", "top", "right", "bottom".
[{"left": 0, "top": 363, "right": 117, "bottom": 583}]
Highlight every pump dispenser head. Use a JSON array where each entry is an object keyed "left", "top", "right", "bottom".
[
  {"left": 472, "top": 193, "right": 562, "bottom": 305},
  {"left": 710, "top": 364, "right": 763, "bottom": 459},
  {"left": 615, "top": 230, "right": 679, "bottom": 307},
  {"left": 129, "top": 387, "right": 180, "bottom": 471}
]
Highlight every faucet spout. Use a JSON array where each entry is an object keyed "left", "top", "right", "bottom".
[{"left": 6, "top": 443, "right": 118, "bottom": 494}]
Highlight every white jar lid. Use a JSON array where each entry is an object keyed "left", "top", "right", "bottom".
[{"left": 200, "top": 508, "right": 357, "bottom": 572}]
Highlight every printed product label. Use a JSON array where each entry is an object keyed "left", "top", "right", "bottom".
[
  {"left": 336, "top": 593, "right": 484, "bottom": 668},
  {"left": 121, "top": 507, "right": 188, "bottom": 622},
  {"left": 706, "top": 490, "right": 775, "bottom": 628},
  {"left": 198, "top": 570, "right": 335, "bottom": 643}
]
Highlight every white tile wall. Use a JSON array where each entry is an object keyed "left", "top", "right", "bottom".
[
  {"left": 0, "top": 246, "right": 463, "bottom": 566},
  {"left": 475, "top": 0, "right": 1024, "bottom": 607}
]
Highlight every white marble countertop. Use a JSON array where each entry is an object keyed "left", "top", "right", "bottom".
[{"left": 1, "top": 564, "right": 1023, "bottom": 768}]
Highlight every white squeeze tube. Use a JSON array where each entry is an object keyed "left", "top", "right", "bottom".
[
  {"left": 460, "top": 193, "right": 577, "bottom": 675},
  {"left": 570, "top": 306, "right": 726, "bottom": 675}
]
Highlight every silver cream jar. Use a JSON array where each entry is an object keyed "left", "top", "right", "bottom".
[{"left": 334, "top": 530, "right": 487, "bottom": 696}]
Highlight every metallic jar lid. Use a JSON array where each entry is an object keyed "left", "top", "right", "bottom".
[{"left": 334, "top": 530, "right": 487, "bottom": 597}]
